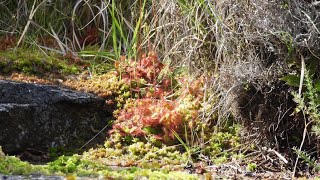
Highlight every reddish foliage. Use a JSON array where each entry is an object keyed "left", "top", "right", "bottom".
[
  {"left": 116, "top": 51, "right": 165, "bottom": 85},
  {"left": 110, "top": 98, "right": 183, "bottom": 141},
  {"left": 36, "top": 36, "right": 58, "bottom": 47},
  {"left": 79, "top": 26, "right": 100, "bottom": 46},
  {"left": 0, "top": 35, "right": 16, "bottom": 51},
  {"left": 110, "top": 51, "right": 203, "bottom": 143},
  {"left": 115, "top": 51, "right": 172, "bottom": 99},
  {"left": 63, "top": 51, "right": 81, "bottom": 64}
]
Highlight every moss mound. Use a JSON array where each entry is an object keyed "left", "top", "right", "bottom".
[
  {"left": 0, "top": 147, "right": 198, "bottom": 179},
  {"left": 0, "top": 48, "right": 81, "bottom": 76}
]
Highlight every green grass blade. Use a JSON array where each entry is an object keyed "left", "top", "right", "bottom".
[{"left": 130, "top": 0, "right": 147, "bottom": 58}]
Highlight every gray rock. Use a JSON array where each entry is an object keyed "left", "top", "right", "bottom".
[
  {"left": 0, "top": 174, "right": 65, "bottom": 180},
  {"left": 0, "top": 80, "right": 114, "bottom": 157}
]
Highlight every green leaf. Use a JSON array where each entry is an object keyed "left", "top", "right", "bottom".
[
  {"left": 315, "top": 80, "right": 320, "bottom": 93},
  {"left": 78, "top": 51, "right": 116, "bottom": 61},
  {"left": 307, "top": 58, "right": 319, "bottom": 76},
  {"left": 281, "top": 74, "right": 300, "bottom": 87},
  {"left": 130, "top": 0, "right": 147, "bottom": 58},
  {"left": 143, "top": 126, "right": 161, "bottom": 135}
]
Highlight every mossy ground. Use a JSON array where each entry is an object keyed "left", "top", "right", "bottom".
[
  {"left": 0, "top": 48, "right": 80, "bottom": 76},
  {"left": 0, "top": 148, "right": 198, "bottom": 179}
]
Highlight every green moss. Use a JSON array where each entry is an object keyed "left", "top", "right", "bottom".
[
  {"left": 84, "top": 137, "right": 189, "bottom": 169},
  {"left": 0, "top": 155, "right": 33, "bottom": 175},
  {"left": 201, "top": 123, "right": 242, "bottom": 162},
  {"left": 103, "top": 168, "right": 198, "bottom": 180},
  {"left": 0, "top": 147, "right": 197, "bottom": 179},
  {"left": 0, "top": 147, "right": 48, "bottom": 175},
  {"left": 213, "top": 156, "right": 227, "bottom": 165},
  {"left": 13, "top": 154, "right": 197, "bottom": 179},
  {"left": 48, "top": 155, "right": 95, "bottom": 174},
  {"left": 246, "top": 163, "right": 257, "bottom": 172},
  {"left": 0, "top": 48, "right": 80, "bottom": 76}
]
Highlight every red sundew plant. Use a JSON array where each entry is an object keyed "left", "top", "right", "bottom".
[
  {"left": 110, "top": 51, "right": 204, "bottom": 143},
  {"left": 114, "top": 51, "right": 165, "bottom": 85},
  {"left": 110, "top": 98, "right": 184, "bottom": 142},
  {"left": 114, "top": 51, "right": 172, "bottom": 97}
]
